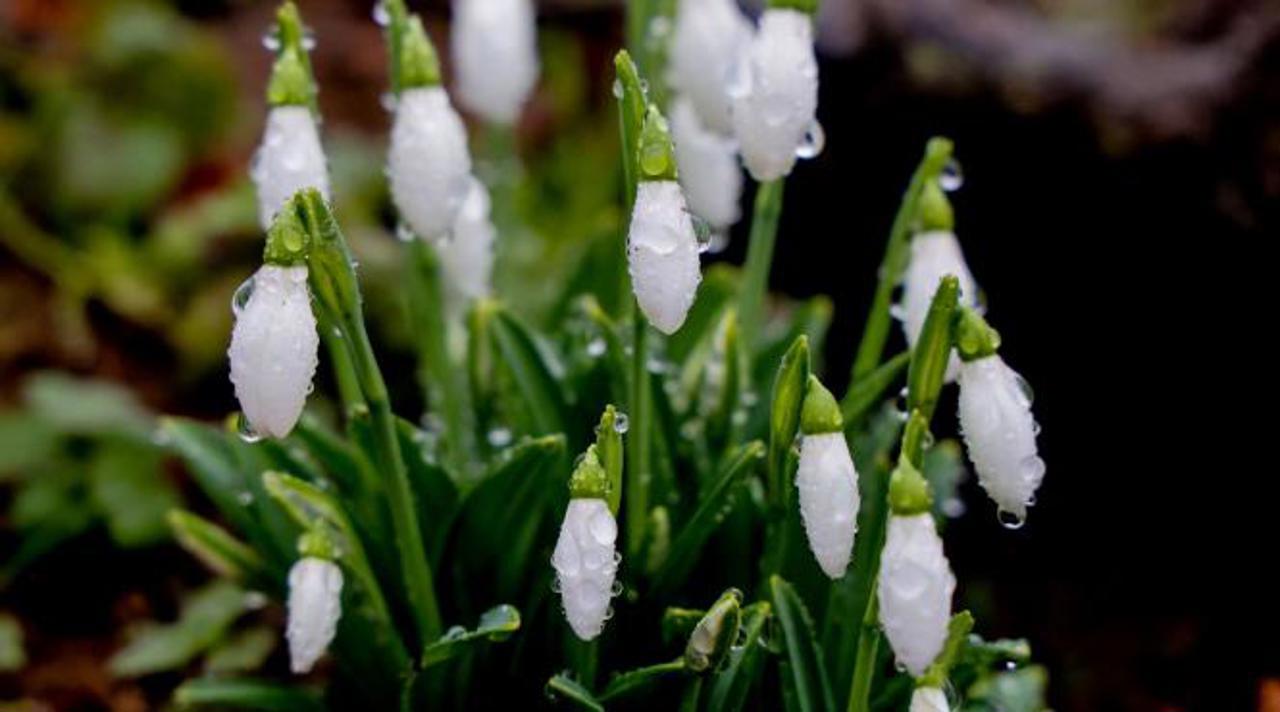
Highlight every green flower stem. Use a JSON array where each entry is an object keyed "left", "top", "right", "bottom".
[
  {"left": 845, "top": 594, "right": 880, "bottom": 712},
  {"left": 849, "top": 137, "right": 953, "bottom": 382},
  {"left": 405, "top": 239, "right": 475, "bottom": 480},
  {"left": 614, "top": 50, "right": 647, "bottom": 320},
  {"left": 293, "top": 190, "right": 442, "bottom": 647},
  {"left": 315, "top": 305, "right": 367, "bottom": 417},
  {"left": 379, "top": 0, "right": 441, "bottom": 94},
  {"left": 627, "top": 312, "right": 653, "bottom": 560},
  {"left": 905, "top": 275, "right": 960, "bottom": 423},
  {"left": 737, "top": 179, "right": 785, "bottom": 349}
]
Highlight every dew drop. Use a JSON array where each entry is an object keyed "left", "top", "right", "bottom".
[
  {"left": 372, "top": 1, "right": 390, "bottom": 26},
  {"left": 692, "top": 215, "right": 713, "bottom": 253},
  {"left": 301, "top": 29, "right": 317, "bottom": 51},
  {"left": 395, "top": 222, "right": 417, "bottom": 243},
  {"left": 603, "top": 606, "right": 615, "bottom": 621},
  {"left": 549, "top": 576, "right": 562, "bottom": 593},
  {"left": 610, "top": 581, "right": 623, "bottom": 596},
  {"left": 940, "top": 159, "right": 964, "bottom": 192},
  {"left": 795, "top": 120, "right": 826, "bottom": 159},
  {"left": 707, "top": 230, "right": 730, "bottom": 254},
  {"left": 487, "top": 427, "right": 513, "bottom": 447},
  {"left": 1013, "top": 372, "right": 1035, "bottom": 405},
  {"left": 613, "top": 412, "right": 630, "bottom": 434},
  {"left": 237, "top": 490, "right": 255, "bottom": 506},
  {"left": 586, "top": 338, "right": 606, "bottom": 357},
  {"left": 380, "top": 91, "right": 399, "bottom": 113},
  {"left": 942, "top": 497, "right": 966, "bottom": 518},
  {"left": 261, "top": 28, "right": 281, "bottom": 51},
  {"left": 611, "top": 78, "right": 624, "bottom": 99},
  {"left": 445, "top": 625, "right": 466, "bottom": 640},
  {"left": 231, "top": 275, "right": 256, "bottom": 317},
  {"left": 996, "top": 509, "right": 1025, "bottom": 530},
  {"left": 236, "top": 413, "right": 263, "bottom": 443}
]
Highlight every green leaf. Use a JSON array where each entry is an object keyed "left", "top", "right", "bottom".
[
  {"left": 203, "top": 627, "right": 277, "bottom": 674},
  {"left": 397, "top": 419, "right": 461, "bottom": 563},
  {"left": 705, "top": 601, "right": 771, "bottom": 712},
  {"left": 0, "top": 613, "right": 25, "bottom": 672},
  {"left": 0, "top": 411, "right": 58, "bottom": 477},
  {"left": 593, "top": 405, "right": 625, "bottom": 516},
  {"left": 661, "top": 607, "right": 707, "bottom": 646},
  {"left": 598, "top": 659, "right": 688, "bottom": 702},
  {"left": 173, "top": 678, "right": 324, "bottom": 712},
  {"left": 420, "top": 604, "right": 522, "bottom": 669},
  {"left": 966, "top": 666, "right": 1049, "bottom": 712},
  {"left": 839, "top": 351, "right": 910, "bottom": 427},
  {"left": 484, "top": 302, "right": 570, "bottom": 436},
  {"left": 89, "top": 439, "right": 179, "bottom": 547},
  {"left": 23, "top": 371, "right": 152, "bottom": 439},
  {"left": 768, "top": 576, "right": 835, "bottom": 712},
  {"left": 168, "top": 510, "right": 270, "bottom": 589},
  {"left": 651, "top": 441, "right": 764, "bottom": 595},
  {"left": 767, "top": 337, "right": 810, "bottom": 509},
  {"left": 109, "top": 581, "right": 247, "bottom": 677},
  {"left": 546, "top": 673, "right": 604, "bottom": 711},
  {"left": 906, "top": 275, "right": 959, "bottom": 421},
  {"left": 919, "top": 611, "right": 974, "bottom": 688}
]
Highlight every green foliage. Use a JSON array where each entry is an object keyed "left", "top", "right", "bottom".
[{"left": 109, "top": 581, "right": 249, "bottom": 677}]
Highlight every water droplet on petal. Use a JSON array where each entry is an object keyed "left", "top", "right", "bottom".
[
  {"left": 996, "top": 508, "right": 1025, "bottom": 530},
  {"left": 231, "top": 275, "right": 256, "bottom": 317},
  {"left": 707, "top": 231, "right": 730, "bottom": 254},
  {"left": 372, "top": 1, "right": 390, "bottom": 26},
  {"left": 236, "top": 413, "right": 262, "bottom": 443},
  {"left": 611, "top": 78, "right": 624, "bottom": 99},
  {"left": 692, "top": 215, "right": 713, "bottom": 253},
  {"left": 1013, "top": 372, "right": 1035, "bottom": 405},
  {"left": 795, "top": 120, "right": 826, "bottom": 159},
  {"left": 395, "top": 222, "right": 417, "bottom": 243},
  {"left": 940, "top": 159, "right": 964, "bottom": 192},
  {"left": 380, "top": 91, "right": 399, "bottom": 113},
  {"left": 613, "top": 413, "right": 629, "bottom": 434}
]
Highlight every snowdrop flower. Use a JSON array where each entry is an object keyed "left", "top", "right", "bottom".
[
  {"left": 795, "top": 376, "right": 859, "bottom": 579},
  {"left": 251, "top": 10, "right": 330, "bottom": 231},
  {"left": 552, "top": 448, "right": 620, "bottom": 640},
  {"left": 287, "top": 555, "right": 343, "bottom": 674},
  {"left": 955, "top": 308, "right": 1045, "bottom": 525},
  {"left": 436, "top": 177, "right": 495, "bottom": 311},
  {"left": 451, "top": 0, "right": 539, "bottom": 124},
  {"left": 910, "top": 687, "right": 950, "bottom": 712},
  {"left": 668, "top": 0, "right": 752, "bottom": 134},
  {"left": 730, "top": 4, "right": 819, "bottom": 181},
  {"left": 670, "top": 96, "right": 743, "bottom": 233},
  {"left": 386, "top": 17, "right": 473, "bottom": 241},
  {"left": 228, "top": 207, "right": 318, "bottom": 439},
  {"left": 628, "top": 107, "right": 701, "bottom": 334}
]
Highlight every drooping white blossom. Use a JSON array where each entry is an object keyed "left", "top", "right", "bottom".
[
  {"left": 670, "top": 97, "right": 743, "bottom": 232},
  {"left": 437, "top": 177, "right": 495, "bottom": 310},
  {"left": 668, "top": 0, "right": 752, "bottom": 135},
  {"left": 899, "top": 230, "right": 978, "bottom": 381},
  {"left": 389, "top": 86, "right": 473, "bottom": 241},
  {"left": 957, "top": 355, "right": 1045, "bottom": 523},
  {"left": 910, "top": 686, "right": 950, "bottom": 712},
  {"left": 451, "top": 0, "right": 540, "bottom": 124},
  {"left": 628, "top": 180, "right": 701, "bottom": 334},
  {"left": 878, "top": 513, "right": 955, "bottom": 677},
  {"left": 252, "top": 106, "right": 331, "bottom": 231},
  {"left": 552, "top": 498, "right": 619, "bottom": 641},
  {"left": 228, "top": 264, "right": 318, "bottom": 439},
  {"left": 287, "top": 557, "right": 343, "bottom": 674},
  {"left": 730, "top": 8, "right": 819, "bottom": 181},
  {"left": 796, "top": 432, "right": 859, "bottom": 578}
]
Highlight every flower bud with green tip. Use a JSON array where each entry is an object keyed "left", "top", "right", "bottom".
[
  {"left": 553, "top": 446, "right": 620, "bottom": 640},
  {"left": 795, "top": 375, "right": 859, "bottom": 578},
  {"left": 670, "top": 96, "right": 743, "bottom": 234},
  {"left": 287, "top": 530, "right": 343, "bottom": 674},
  {"left": 731, "top": 2, "right": 819, "bottom": 180},
  {"left": 384, "top": 8, "right": 472, "bottom": 241},
  {"left": 451, "top": 0, "right": 539, "bottom": 124},
  {"left": 879, "top": 455, "right": 955, "bottom": 677},
  {"left": 684, "top": 589, "right": 743, "bottom": 672},
  {"left": 252, "top": 4, "right": 330, "bottom": 230},
  {"left": 228, "top": 201, "right": 319, "bottom": 439},
  {"left": 955, "top": 307, "right": 1045, "bottom": 526},
  {"left": 668, "top": 0, "right": 752, "bottom": 134},
  {"left": 628, "top": 105, "right": 702, "bottom": 334}
]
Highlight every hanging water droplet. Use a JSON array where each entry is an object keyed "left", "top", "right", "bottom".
[
  {"left": 692, "top": 215, "right": 713, "bottom": 253},
  {"left": 301, "top": 29, "right": 317, "bottom": 51},
  {"left": 613, "top": 412, "right": 630, "bottom": 434},
  {"left": 236, "top": 413, "right": 262, "bottom": 443},
  {"left": 261, "top": 27, "right": 281, "bottom": 51},
  {"left": 611, "top": 78, "right": 624, "bottom": 99},
  {"left": 1013, "top": 372, "right": 1035, "bottom": 405},
  {"left": 549, "top": 576, "right": 562, "bottom": 593},
  {"left": 237, "top": 490, "right": 255, "bottom": 506},
  {"left": 996, "top": 508, "right": 1025, "bottom": 530},
  {"left": 795, "top": 120, "right": 826, "bottom": 159},
  {"left": 940, "top": 159, "right": 964, "bottom": 192},
  {"left": 707, "top": 231, "right": 729, "bottom": 254},
  {"left": 487, "top": 427, "right": 513, "bottom": 447},
  {"left": 942, "top": 497, "right": 966, "bottom": 518},
  {"left": 445, "top": 625, "right": 466, "bottom": 640},
  {"left": 231, "top": 274, "right": 256, "bottom": 317},
  {"left": 395, "top": 221, "right": 417, "bottom": 243},
  {"left": 372, "top": 1, "right": 390, "bottom": 26},
  {"left": 380, "top": 91, "right": 399, "bottom": 113},
  {"left": 610, "top": 581, "right": 623, "bottom": 596},
  {"left": 586, "top": 338, "right": 606, "bottom": 357}
]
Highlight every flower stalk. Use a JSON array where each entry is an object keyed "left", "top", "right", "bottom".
[{"left": 737, "top": 179, "right": 785, "bottom": 349}]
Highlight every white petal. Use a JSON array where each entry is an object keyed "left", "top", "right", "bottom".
[
  {"left": 668, "top": 0, "right": 752, "bottom": 134},
  {"left": 389, "top": 87, "right": 473, "bottom": 241},
  {"left": 910, "top": 687, "right": 950, "bottom": 712},
  {"left": 552, "top": 499, "right": 619, "bottom": 641},
  {"left": 899, "top": 230, "right": 979, "bottom": 382},
  {"left": 252, "top": 106, "right": 331, "bottom": 231},
  {"left": 670, "top": 97, "right": 743, "bottom": 231},
  {"left": 730, "top": 9, "right": 818, "bottom": 181},
  {"left": 287, "top": 557, "right": 343, "bottom": 674},
  {"left": 796, "top": 432, "right": 860, "bottom": 578},
  {"left": 957, "top": 355, "right": 1045, "bottom": 521},
  {"left": 451, "top": 0, "right": 539, "bottom": 124},
  {"left": 878, "top": 513, "right": 955, "bottom": 677},
  {"left": 437, "top": 177, "right": 495, "bottom": 309},
  {"left": 628, "top": 181, "right": 702, "bottom": 334},
  {"left": 228, "top": 265, "right": 318, "bottom": 439}
]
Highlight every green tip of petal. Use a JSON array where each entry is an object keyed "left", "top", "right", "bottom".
[
  {"left": 888, "top": 455, "right": 933, "bottom": 515},
  {"left": 637, "top": 105, "right": 678, "bottom": 181},
  {"left": 297, "top": 529, "right": 338, "bottom": 560},
  {"left": 918, "top": 180, "right": 954, "bottom": 231},
  {"left": 953, "top": 306, "right": 1002, "bottom": 361},
  {"left": 263, "top": 194, "right": 311, "bottom": 265},
  {"left": 267, "top": 47, "right": 313, "bottom": 106},
  {"left": 800, "top": 375, "right": 843, "bottom": 435},
  {"left": 399, "top": 16, "right": 442, "bottom": 89},
  {"left": 569, "top": 445, "right": 610, "bottom": 499}
]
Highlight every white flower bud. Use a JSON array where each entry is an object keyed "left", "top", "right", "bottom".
[
  {"left": 437, "top": 177, "right": 495, "bottom": 309},
  {"left": 878, "top": 513, "right": 955, "bottom": 677},
  {"left": 910, "top": 686, "right": 950, "bottom": 712},
  {"left": 668, "top": 0, "right": 752, "bottom": 135},
  {"left": 730, "top": 9, "right": 819, "bottom": 181},
  {"left": 796, "top": 432, "right": 859, "bottom": 579},
  {"left": 228, "top": 265, "right": 318, "bottom": 439},
  {"left": 287, "top": 557, "right": 343, "bottom": 674},
  {"left": 389, "top": 86, "right": 473, "bottom": 241},
  {"left": 670, "top": 97, "right": 743, "bottom": 232},
  {"left": 628, "top": 180, "right": 701, "bottom": 335},
  {"left": 252, "top": 106, "right": 330, "bottom": 231},
  {"left": 451, "top": 0, "right": 540, "bottom": 125},
  {"left": 957, "top": 355, "right": 1045, "bottom": 523},
  {"left": 899, "top": 230, "right": 978, "bottom": 382},
  {"left": 552, "top": 498, "right": 619, "bottom": 641}
]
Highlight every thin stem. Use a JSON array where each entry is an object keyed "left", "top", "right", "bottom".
[
  {"left": 627, "top": 313, "right": 652, "bottom": 560},
  {"left": 845, "top": 596, "right": 881, "bottom": 712},
  {"left": 316, "top": 305, "right": 366, "bottom": 417},
  {"left": 849, "top": 138, "right": 953, "bottom": 381},
  {"left": 738, "top": 179, "right": 785, "bottom": 349}
]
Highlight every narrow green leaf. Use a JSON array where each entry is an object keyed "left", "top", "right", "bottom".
[
  {"left": 420, "top": 604, "right": 521, "bottom": 669},
  {"left": 598, "top": 659, "right": 687, "bottom": 701},
  {"left": 109, "top": 581, "right": 247, "bottom": 677},
  {"left": 738, "top": 179, "right": 785, "bottom": 348},
  {"left": 174, "top": 678, "right": 324, "bottom": 712},
  {"left": 705, "top": 601, "right": 772, "bottom": 711},
  {"left": 767, "top": 337, "right": 810, "bottom": 510},
  {"left": 397, "top": 419, "right": 461, "bottom": 563},
  {"left": 839, "top": 351, "right": 910, "bottom": 427},
  {"left": 546, "top": 673, "right": 604, "bottom": 711},
  {"left": 168, "top": 510, "right": 270, "bottom": 589},
  {"left": 919, "top": 611, "right": 974, "bottom": 688},
  {"left": 89, "top": 439, "right": 179, "bottom": 547},
  {"left": 484, "top": 302, "right": 570, "bottom": 436},
  {"left": 0, "top": 613, "right": 25, "bottom": 672},
  {"left": 594, "top": 405, "right": 625, "bottom": 516},
  {"left": 662, "top": 607, "right": 707, "bottom": 646},
  {"left": 966, "top": 666, "right": 1049, "bottom": 712},
  {"left": 203, "top": 627, "right": 277, "bottom": 674},
  {"left": 651, "top": 441, "right": 765, "bottom": 595},
  {"left": 769, "top": 576, "right": 835, "bottom": 712},
  {"left": 905, "top": 275, "right": 959, "bottom": 421}
]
